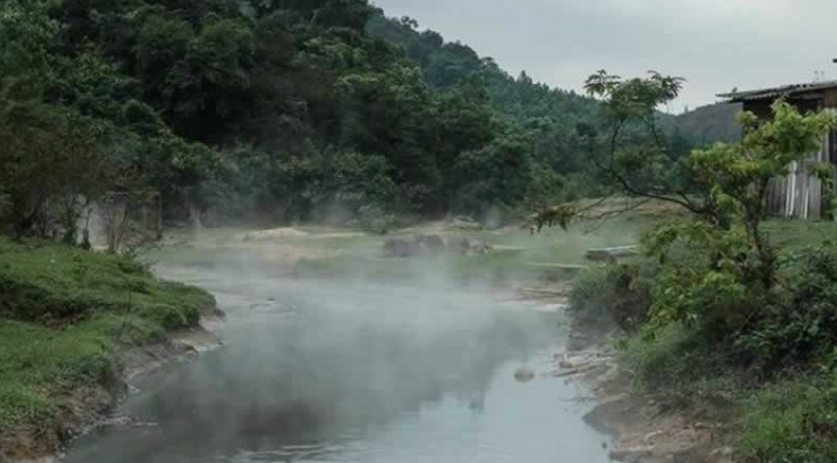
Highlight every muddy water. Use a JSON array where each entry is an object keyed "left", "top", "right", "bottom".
[{"left": 64, "top": 266, "right": 611, "bottom": 463}]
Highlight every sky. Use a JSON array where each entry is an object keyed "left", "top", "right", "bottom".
[{"left": 371, "top": 0, "right": 837, "bottom": 113}]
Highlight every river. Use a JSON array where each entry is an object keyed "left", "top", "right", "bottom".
[{"left": 63, "top": 259, "right": 612, "bottom": 463}]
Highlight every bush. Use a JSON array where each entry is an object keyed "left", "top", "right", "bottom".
[
  {"left": 621, "top": 324, "right": 744, "bottom": 400},
  {"left": 737, "top": 244, "right": 837, "bottom": 369},
  {"left": 350, "top": 204, "right": 398, "bottom": 235},
  {"left": 740, "top": 373, "right": 837, "bottom": 463},
  {"left": 134, "top": 304, "right": 190, "bottom": 331},
  {"left": 570, "top": 260, "right": 655, "bottom": 331}
]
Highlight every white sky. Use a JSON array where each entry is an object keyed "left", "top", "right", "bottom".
[{"left": 372, "top": 0, "right": 837, "bottom": 113}]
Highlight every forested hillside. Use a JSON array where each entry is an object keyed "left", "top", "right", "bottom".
[
  {"left": 674, "top": 102, "right": 742, "bottom": 144},
  {"left": 0, "top": 0, "right": 615, "bottom": 243},
  {"left": 367, "top": 13, "right": 606, "bottom": 203}
]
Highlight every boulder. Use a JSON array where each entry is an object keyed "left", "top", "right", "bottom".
[
  {"left": 447, "top": 237, "right": 471, "bottom": 254},
  {"left": 585, "top": 246, "right": 639, "bottom": 263},
  {"left": 416, "top": 234, "right": 446, "bottom": 254},
  {"left": 383, "top": 238, "right": 418, "bottom": 258},
  {"left": 514, "top": 367, "right": 536, "bottom": 382},
  {"left": 608, "top": 447, "right": 655, "bottom": 463},
  {"left": 470, "top": 240, "right": 493, "bottom": 254}
]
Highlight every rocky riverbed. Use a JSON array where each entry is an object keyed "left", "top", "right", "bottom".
[{"left": 559, "top": 330, "right": 737, "bottom": 463}]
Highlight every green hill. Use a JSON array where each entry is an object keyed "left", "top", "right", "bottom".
[{"left": 674, "top": 102, "right": 742, "bottom": 145}]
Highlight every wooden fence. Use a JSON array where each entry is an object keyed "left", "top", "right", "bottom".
[{"left": 765, "top": 127, "right": 836, "bottom": 220}]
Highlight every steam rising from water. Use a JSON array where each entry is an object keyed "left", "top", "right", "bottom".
[{"left": 64, "top": 242, "right": 611, "bottom": 463}]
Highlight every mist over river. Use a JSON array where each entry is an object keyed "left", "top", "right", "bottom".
[{"left": 63, "top": 256, "right": 612, "bottom": 463}]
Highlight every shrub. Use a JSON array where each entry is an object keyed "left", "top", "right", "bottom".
[
  {"left": 737, "top": 244, "right": 837, "bottom": 368},
  {"left": 570, "top": 260, "right": 655, "bottom": 331},
  {"left": 351, "top": 204, "right": 398, "bottom": 235},
  {"left": 740, "top": 374, "right": 837, "bottom": 463},
  {"left": 621, "top": 324, "right": 743, "bottom": 401},
  {"left": 134, "top": 304, "right": 190, "bottom": 331}
]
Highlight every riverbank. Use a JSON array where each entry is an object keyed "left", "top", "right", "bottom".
[
  {"left": 558, "top": 325, "right": 736, "bottom": 463},
  {"left": 517, "top": 281, "right": 737, "bottom": 463},
  {"left": 549, "top": 218, "right": 837, "bottom": 463},
  {"left": 0, "top": 238, "right": 218, "bottom": 462}
]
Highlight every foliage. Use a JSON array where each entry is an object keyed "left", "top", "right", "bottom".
[
  {"left": 368, "top": 13, "right": 605, "bottom": 213},
  {"left": 350, "top": 204, "right": 398, "bottom": 235},
  {"left": 573, "top": 74, "right": 837, "bottom": 342},
  {"left": 639, "top": 102, "right": 837, "bottom": 339},
  {"left": 452, "top": 131, "right": 535, "bottom": 215},
  {"left": 563, "top": 73, "right": 837, "bottom": 460},
  {"left": 570, "top": 261, "right": 655, "bottom": 331},
  {"left": 736, "top": 244, "right": 837, "bottom": 368},
  {"left": 5, "top": 0, "right": 730, "bottom": 237},
  {"left": 623, "top": 324, "right": 723, "bottom": 389},
  {"left": 0, "top": 0, "right": 622, "bottom": 237},
  {"left": 578, "top": 70, "right": 713, "bottom": 217},
  {"left": 267, "top": 149, "right": 402, "bottom": 222},
  {"left": 739, "top": 373, "right": 837, "bottom": 463}
]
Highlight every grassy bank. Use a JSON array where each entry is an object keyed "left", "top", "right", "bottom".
[
  {"left": 0, "top": 237, "right": 214, "bottom": 460},
  {"left": 568, "top": 219, "right": 837, "bottom": 462}
]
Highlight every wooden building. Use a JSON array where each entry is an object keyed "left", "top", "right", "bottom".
[{"left": 719, "top": 81, "right": 837, "bottom": 220}]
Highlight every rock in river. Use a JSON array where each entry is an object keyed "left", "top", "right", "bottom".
[{"left": 514, "top": 367, "right": 536, "bottom": 382}]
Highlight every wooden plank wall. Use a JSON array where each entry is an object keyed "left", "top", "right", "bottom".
[{"left": 766, "top": 129, "right": 832, "bottom": 220}]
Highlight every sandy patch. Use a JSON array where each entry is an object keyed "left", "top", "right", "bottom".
[
  {"left": 238, "top": 228, "right": 309, "bottom": 242},
  {"left": 306, "top": 232, "right": 366, "bottom": 240}
]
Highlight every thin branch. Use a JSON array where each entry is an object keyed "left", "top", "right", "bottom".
[{"left": 592, "top": 156, "right": 697, "bottom": 212}]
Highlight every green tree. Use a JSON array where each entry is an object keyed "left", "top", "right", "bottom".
[
  {"left": 0, "top": 1, "right": 110, "bottom": 239},
  {"left": 336, "top": 64, "right": 441, "bottom": 211},
  {"left": 646, "top": 101, "right": 837, "bottom": 331},
  {"left": 547, "top": 70, "right": 837, "bottom": 339},
  {"left": 453, "top": 130, "right": 534, "bottom": 215}
]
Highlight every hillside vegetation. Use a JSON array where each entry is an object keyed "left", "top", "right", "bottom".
[
  {"left": 0, "top": 0, "right": 645, "bottom": 245},
  {"left": 674, "top": 102, "right": 742, "bottom": 144}
]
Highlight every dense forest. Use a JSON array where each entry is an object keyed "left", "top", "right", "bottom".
[{"left": 0, "top": 0, "right": 638, "bottom": 244}]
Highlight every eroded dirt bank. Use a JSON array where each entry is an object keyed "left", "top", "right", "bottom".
[
  {"left": 561, "top": 327, "right": 737, "bottom": 463},
  {"left": 518, "top": 283, "right": 737, "bottom": 463}
]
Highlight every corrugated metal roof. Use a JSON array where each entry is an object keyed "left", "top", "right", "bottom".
[{"left": 718, "top": 80, "right": 837, "bottom": 102}]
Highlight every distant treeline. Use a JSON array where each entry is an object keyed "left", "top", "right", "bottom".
[{"left": 0, "top": 0, "right": 719, "bottom": 238}]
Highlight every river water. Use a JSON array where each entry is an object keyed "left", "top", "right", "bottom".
[{"left": 64, "top": 264, "right": 611, "bottom": 463}]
